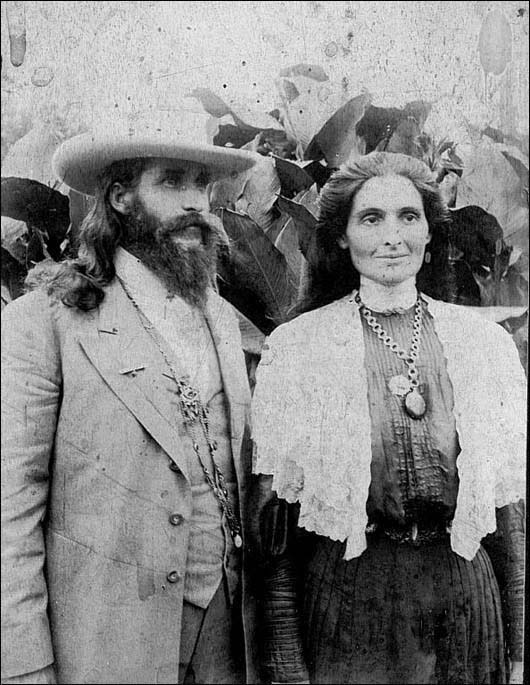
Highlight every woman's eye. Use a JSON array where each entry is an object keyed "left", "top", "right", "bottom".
[
  {"left": 163, "top": 178, "right": 178, "bottom": 187},
  {"left": 362, "top": 215, "right": 380, "bottom": 225},
  {"left": 403, "top": 213, "right": 418, "bottom": 222}
]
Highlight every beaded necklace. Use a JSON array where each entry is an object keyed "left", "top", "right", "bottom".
[{"left": 355, "top": 292, "right": 427, "bottom": 420}]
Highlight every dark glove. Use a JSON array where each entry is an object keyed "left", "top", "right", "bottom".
[
  {"left": 262, "top": 556, "right": 309, "bottom": 684},
  {"left": 482, "top": 500, "right": 525, "bottom": 661}
]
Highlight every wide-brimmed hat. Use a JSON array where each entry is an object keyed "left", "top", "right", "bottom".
[{"left": 52, "top": 118, "right": 260, "bottom": 196}]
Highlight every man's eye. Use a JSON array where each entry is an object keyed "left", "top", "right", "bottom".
[
  {"left": 163, "top": 178, "right": 179, "bottom": 187},
  {"left": 196, "top": 175, "right": 211, "bottom": 189}
]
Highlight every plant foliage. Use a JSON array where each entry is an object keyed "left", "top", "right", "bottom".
[{"left": 2, "top": 64, "right": 528, "bottom": 366}]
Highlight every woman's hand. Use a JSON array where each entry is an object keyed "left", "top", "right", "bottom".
[{"left": 509, "top": 660, "right": 523, "bottom": 684}]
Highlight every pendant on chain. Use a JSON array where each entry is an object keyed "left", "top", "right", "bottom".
[
  {"left": 117, "top": 276, "right": 244, "bottom": 547},
  {"left": 388, "top": 374, "right": 412, "bottom": 397},
  {"left": 404, "top": 388, "right": 426, "bottom": 419},
  {"left": 357, "top": 292, "right": 427, "bottom": 421}
]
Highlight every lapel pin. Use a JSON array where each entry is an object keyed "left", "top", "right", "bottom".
[{"left": 119, "top": 365, "right": 146, "bottom": 376}]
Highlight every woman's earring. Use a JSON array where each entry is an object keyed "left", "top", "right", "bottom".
[{"left": 424, "top": 251, "right": 431, "bottom": 264}]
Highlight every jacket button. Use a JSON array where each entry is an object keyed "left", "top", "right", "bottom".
[
  {"left": 167, "top": 570, "right": 181, "bottom": 583},
  {"left": 168, "top": 461, "right": 180, "bottom": 472},
  {"left": 169, "top": 513, "right": 183, "bottom": 526}
]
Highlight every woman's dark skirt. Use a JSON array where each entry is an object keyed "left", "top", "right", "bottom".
[{"left": 301, "top": 533, "right": 507, "bottom": 684}]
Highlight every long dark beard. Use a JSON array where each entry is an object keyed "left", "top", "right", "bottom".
[{"left": 121, "top": 204, "right": 229, "bottom": 309}]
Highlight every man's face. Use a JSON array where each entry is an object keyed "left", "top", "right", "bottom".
[
  {"left": 134, "top": 158, "right": 211, "bottom": 249},
  {"left": 117, "top": 158, "right": 229, "bottom": 307}
]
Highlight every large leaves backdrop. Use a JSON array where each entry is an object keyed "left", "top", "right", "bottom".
[
  {"left": 189, "top": 62, "right": 528, "bottom": 368},
  {"left": 2, "top": 58, "right": 528, "bottom": 367}
]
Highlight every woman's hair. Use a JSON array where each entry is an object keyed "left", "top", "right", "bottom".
[
  {"left": 295, "top": 151, "right": 451, "bottom": 315},
  {"left": 48, "top": 158, "right": 147, "bottom": 310}
]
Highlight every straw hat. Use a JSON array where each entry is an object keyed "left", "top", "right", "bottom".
[{"left": 52, "top": 116, "right": 260, "bottom": 196}]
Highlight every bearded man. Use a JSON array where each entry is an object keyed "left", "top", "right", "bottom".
[{"left": 1, "top": 121, "right": 263, "bottom": 684}]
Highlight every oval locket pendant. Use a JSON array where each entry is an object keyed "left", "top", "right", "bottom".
[{"left": 404, "top": 389, "right": 426, "bottom": 419}]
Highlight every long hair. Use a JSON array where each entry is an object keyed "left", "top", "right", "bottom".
[
  {"left": 48, "top": 158, "right": 147, "bottom": 310},
  {"left": 296, "top": 151, "right": 451, "bottom": 315}
]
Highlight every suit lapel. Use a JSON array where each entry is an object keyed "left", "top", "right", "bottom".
[
  {"left": 78, "top": 279, "right": 191, "bottom": 482},
  {"left": 77, "top": 280, "right": 251, "bottom": 485}
]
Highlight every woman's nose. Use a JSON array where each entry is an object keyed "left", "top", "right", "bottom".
[{"left": 382, "top": 217, "right": 403, "bottom": 245}]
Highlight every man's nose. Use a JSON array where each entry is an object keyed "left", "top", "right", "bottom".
[{"left": 180, "top": 187, "right": 209, "bottom": 213}]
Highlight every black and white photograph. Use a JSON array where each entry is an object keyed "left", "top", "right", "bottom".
[{"left": 1, "top": 2, "right": 528, "bottom": 683}]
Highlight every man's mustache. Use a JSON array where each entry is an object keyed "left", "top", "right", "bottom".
[{"left": 157, "top": 211, "right": 226, "bottom": 239}]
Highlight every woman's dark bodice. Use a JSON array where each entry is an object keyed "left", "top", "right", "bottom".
[{"left": 361, "top": 301, "right": 460, "bottom": 526}]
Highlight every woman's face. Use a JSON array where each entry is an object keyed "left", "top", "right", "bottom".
[{"left": 339, "top": 174, "right": 431, "bottom": 287}]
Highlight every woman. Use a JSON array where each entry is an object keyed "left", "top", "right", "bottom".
[{"left": 250, "top": 152, "right": 525, "bottom": 684}]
